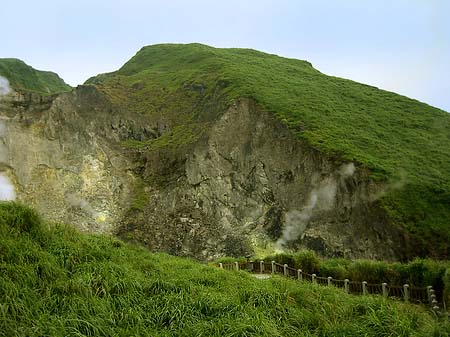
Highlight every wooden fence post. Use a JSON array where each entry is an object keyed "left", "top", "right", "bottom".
[
  {"left": 283, "top": 264, "right": 288, "bottom": 277},
  {"left": 260, "top": 260, "right": 264, "bottom": 274},
  {"left": 219, "top": 263, "right": 223, "bottom": 269},
  {"left": 430, "top": 292, "right": 439, "bottom": 312},
  {"left": 432, "top": 301, "right": 439, "bottom": 313},
  {"left": 249, "top": 260, "right": 254, "bottom": 271},
  {"left": 427, "top": 286, "right": 433, "bottom": 305},
  {"left": 382, "top": 283, "right": 388, "bottom": 297},
  {"left": 430, "top": 289, "right": 436, "bottom": 308},
  {"left": 312, "top": 274, "right": 317, "bottom": 284},
  {"left": 271, "top": 261, "right": 275, "bottom": 274},
  {"left": 297, "top": 269, "right": 303, "bottom": 281},
  {"left": 235, "top": 262, "right": 239, "bottom": 271},
  {"left": 344, "top": 279, "right": 349, "bottom": 294},
  {"left": 431, "top": 296, "right": 439, "bottom": 312},
  {"left": 403, "top": 284, "right": 409, "bottom": 302},
  {"left": 327, "top": 277, "right": 332, "bottom": 286},
  {"left": 362, "top": 281, "right": 367, "bottom": 295}
]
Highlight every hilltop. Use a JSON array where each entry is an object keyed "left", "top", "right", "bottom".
[
  {"left": 88, "top": 43, "right": 450, "bottom": 186},
  {"left": 1, "top": 202, "right": 448, "bottom": 336},
  {"left": 0, "top": 58, "right": 72, "bottom": 95}
]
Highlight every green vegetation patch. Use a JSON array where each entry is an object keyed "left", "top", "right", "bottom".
[
  {"left": 129, "top": 177, "right": 150, "bottom": 211},
  {"left": 147, "top": 123, "right": 206, "bottom": 150},
  {"left": 121, "top": 123, "right": 206, "bottom": 151},
  {"left": 0, "top": 58, "right": 72, "bottom": 95},
  {"left": 1, "top": 202, "right": 448, "bottom": 336}
]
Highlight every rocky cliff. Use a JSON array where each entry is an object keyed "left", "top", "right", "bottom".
[
  {"left": 0, "top": 87, "right": 409, "bottom": 260},
  {"left": 0, "top": 87, "right": 137, "bottom": 233},
  {"left": 119, "top": 98, "right": 410, "bottom": 260}
]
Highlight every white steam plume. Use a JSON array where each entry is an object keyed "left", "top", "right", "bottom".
[
  {"left": 0, "top": 76, "right": 11, "bottom": 97},
  {"left": 339, "top": 162, "right": 355, "bottom": 177},
  {"left": 65, "top": 193, "right": 107, "bottom": 222},
  {"left": 371, "top": 170, "right": 407, "bottom": 201},
  {"left": 0, "top": 174, "right": 16, "bottom": 201},
  {"left": 0, "top": 117, "right": 15, "bottom": 201},
  {"left": 276, "top": 163, "right": 355, "bottom": 248}
]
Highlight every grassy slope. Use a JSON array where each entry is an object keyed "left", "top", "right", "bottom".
[
  {"left": 1, "top": 203, "right": 448, "bottom": 336},
  {"left": 86, "top": 43, "right": 450, "bottom": 256},
  {"left": 0, "top": 58, "right": 72, "bottom": 95}
]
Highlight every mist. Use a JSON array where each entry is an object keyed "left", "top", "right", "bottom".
[
  {"left": 276, "top": 163, "right": 355, "bottom": 248},
  {"left": 0, "top": 76, "right": 11, "bottom": 97},
  {"left": 65, "top": 193, "right": 107, "bottom": 222},
  {"left": 370, "top": 170, "right": 407, "bottom": 202},
  {"left": 0, "top": 174, "right": 16, "bottom": 201},
  {"left": 0, "top": 115, "right": 15, "bottom": 200}
]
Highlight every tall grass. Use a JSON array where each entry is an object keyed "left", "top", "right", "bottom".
[{"left": 1, "top": 203, "right": 449, "bottom": 336}]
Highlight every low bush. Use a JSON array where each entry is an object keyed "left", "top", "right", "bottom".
[{"left": 265, "top": 250, "right": 321, "bottom": 274}]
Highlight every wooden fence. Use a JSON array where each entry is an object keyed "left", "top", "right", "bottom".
[{"left": 219, "top": 260, "right": 441, "bottom": 313}]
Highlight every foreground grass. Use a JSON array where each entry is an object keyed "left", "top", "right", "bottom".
[{"left": 1, "top": 203, "right": 449, "bottom": 336}]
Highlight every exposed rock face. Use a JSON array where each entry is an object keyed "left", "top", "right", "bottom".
[
  {"left": 0, "top": 87, "right": 138, "bottom": 233},
  {"left": 119, "top": 99, "right": 409, "bottom": 260},
  {"left": 0, "top": 88, "right": 410, "bottom": 260}
]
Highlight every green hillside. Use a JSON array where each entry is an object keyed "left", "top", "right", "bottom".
[
  {"left": 0, "top": 58, "right": 72, "bottom": 95},
  {"left": 1, "top": 202, "right": 448, "bottom": 336},
  {"left": 86, "top": 43, "right": 450, "bottom": 257}
]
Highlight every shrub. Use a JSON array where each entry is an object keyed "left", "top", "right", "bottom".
[
  {"left": 270, "top": 253, "right": 296, "bottom": 267},
  {"left": 319, "top": 258, "right": 351, "bottom": 279},
  {"left": 292, "top": 250, "right": 320, "bottom": 274},
  {"left": 346, "top": 260, "right": 390, "bottom": 283}
]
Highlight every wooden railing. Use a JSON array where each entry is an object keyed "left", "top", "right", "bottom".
[{"left": 218, "top": 260, "right": 441, "bottom": 313}]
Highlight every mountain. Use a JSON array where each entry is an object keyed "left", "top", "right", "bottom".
[
  {"left": 1, "top": 43, "right": 450, "bottom": 260},
  {"left": 0, "top": 58, "right": 72, "bottom": 95}
]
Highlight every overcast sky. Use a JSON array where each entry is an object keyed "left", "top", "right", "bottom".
[{"left": 1, "top": 0, "right": 449, "bottom": 111}]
